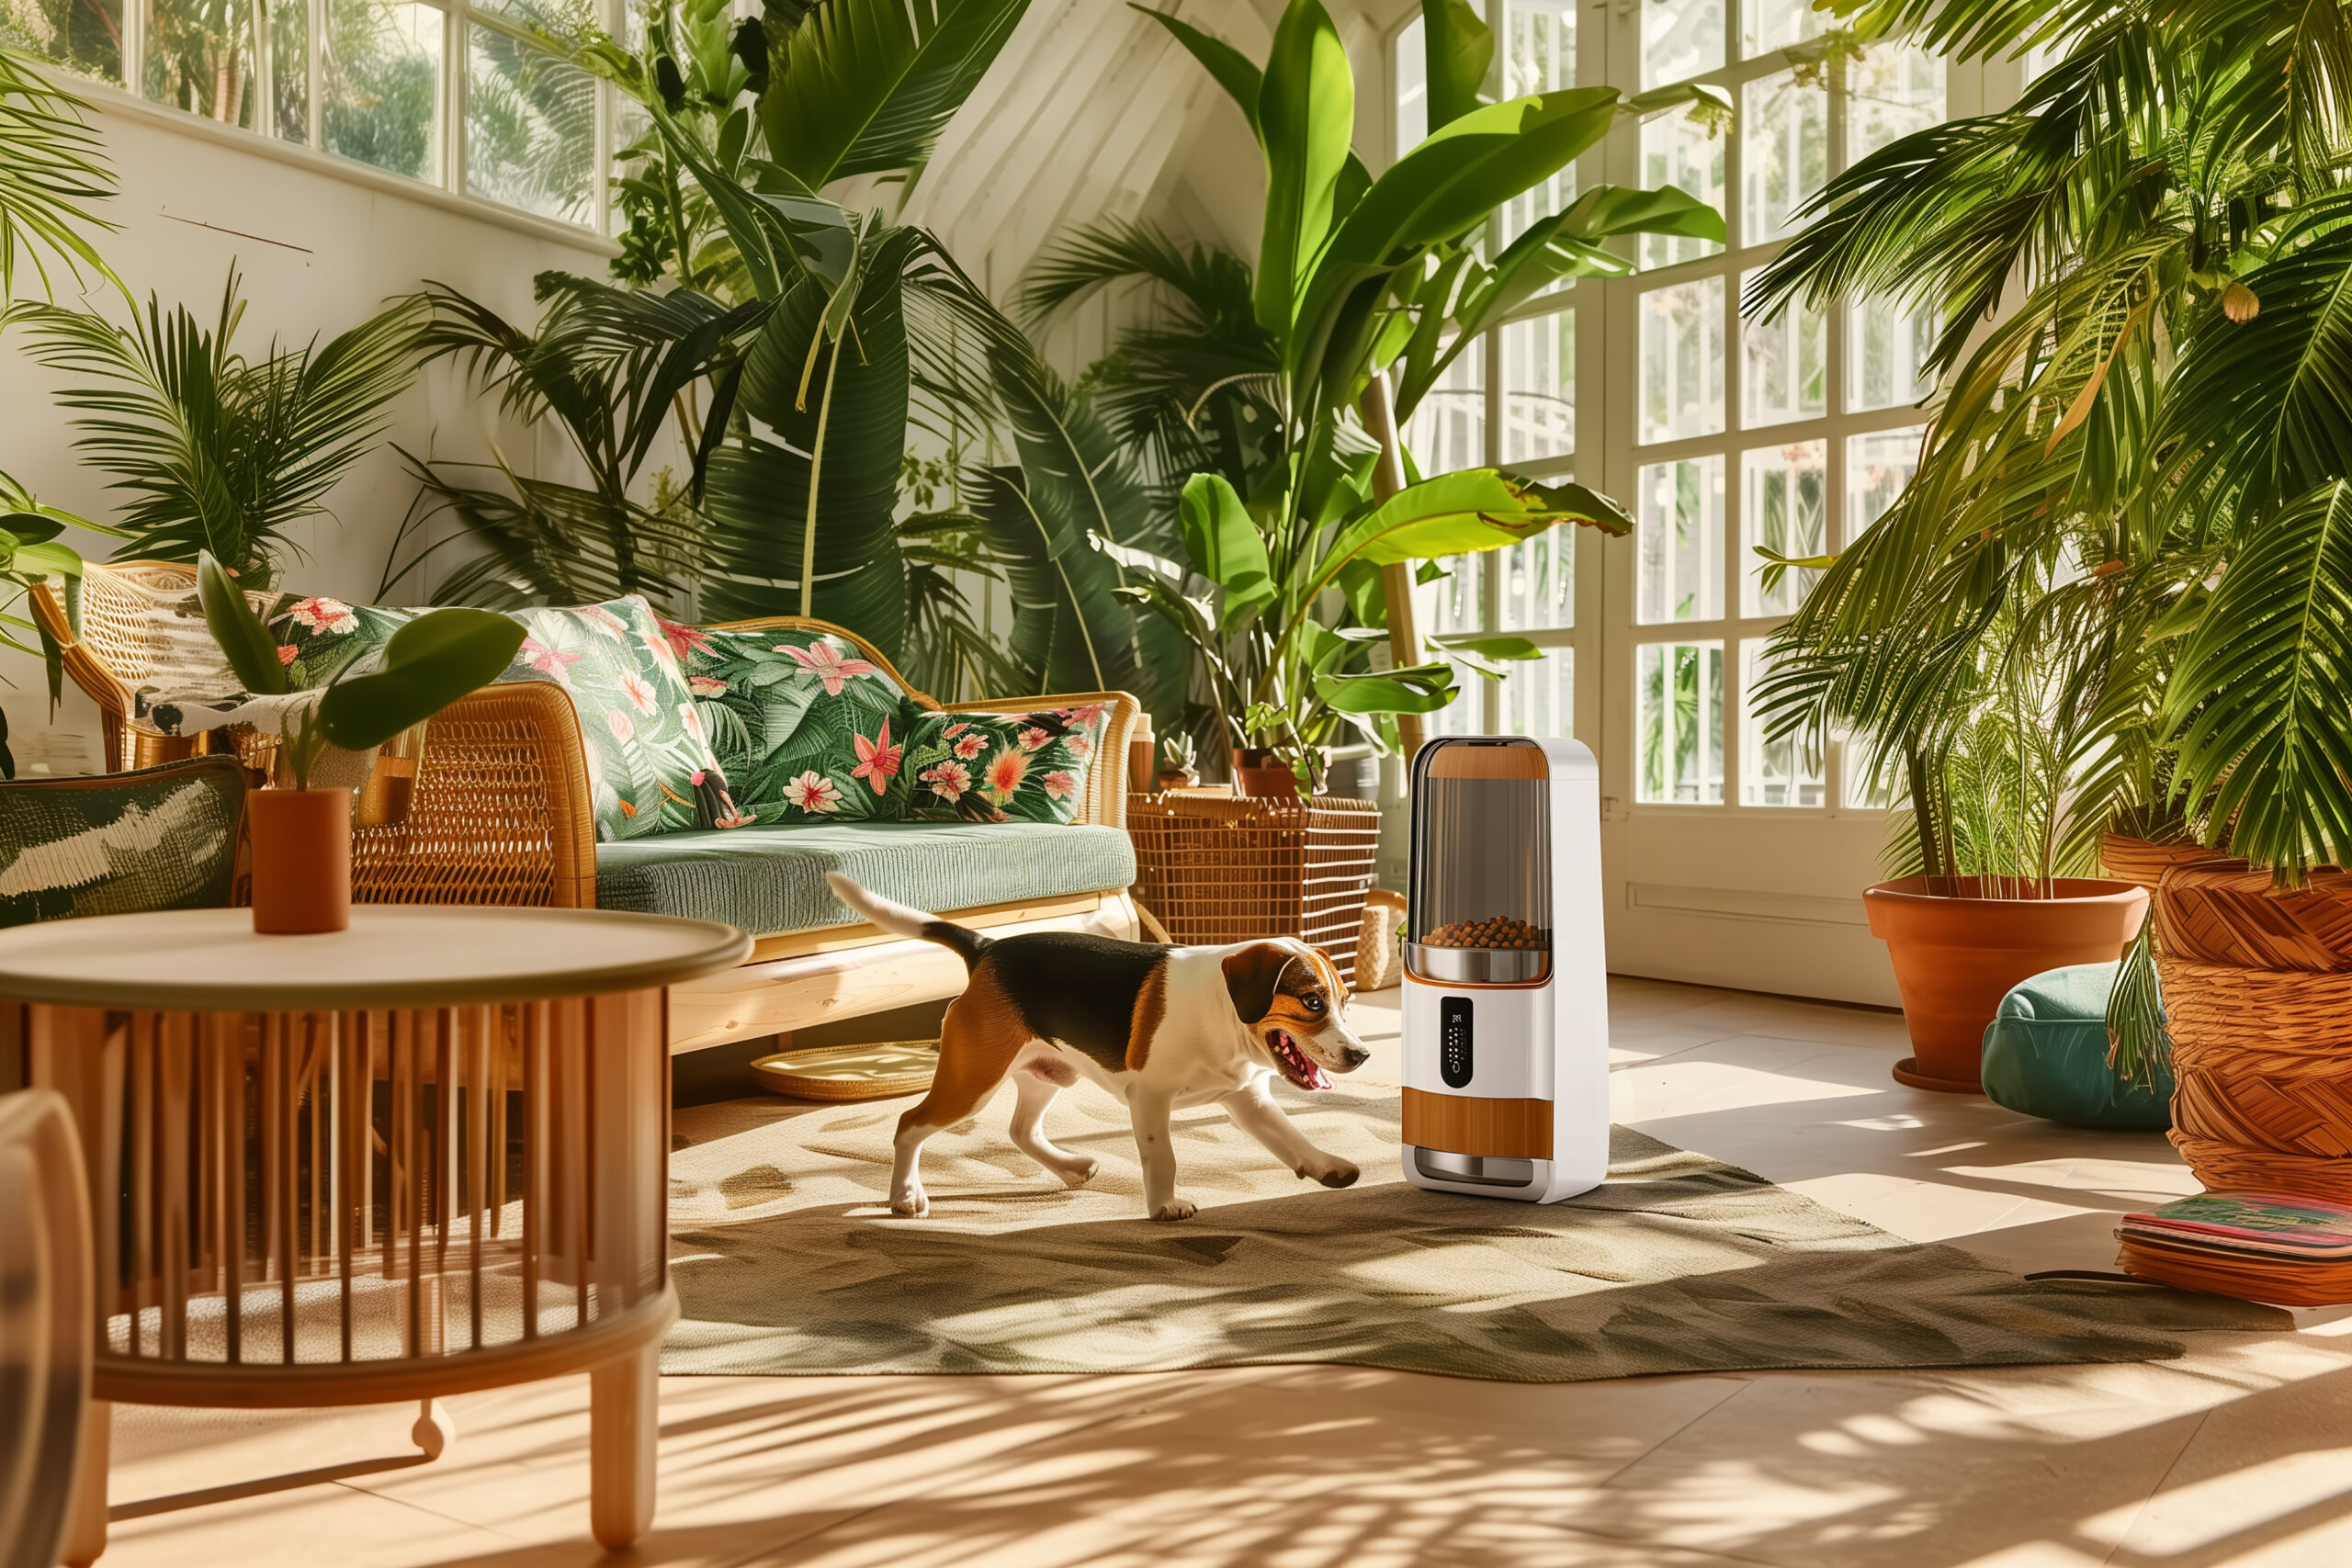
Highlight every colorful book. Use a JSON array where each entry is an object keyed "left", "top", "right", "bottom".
[{"left": 2118, "top": 1191, "right": 2352, "bottom": 1261}]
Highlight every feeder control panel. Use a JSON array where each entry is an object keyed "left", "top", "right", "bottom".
[{"left": 1440, "top": 997, "right": 1474, "bottom": 1088}]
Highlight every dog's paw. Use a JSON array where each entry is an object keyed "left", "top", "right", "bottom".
[
  {"left": 1315, "top": 1161, "right": 1361, "bottom": 1190},
  {"left": 1053, "top": 1157, "right": 1099, "bottom": 1189},
  {"left": 1149, "top": 1199, "right": 1198, "bottom": 1222},
  {"left": 891, "top": 1188, "right": 931, "bottom": 1218}
]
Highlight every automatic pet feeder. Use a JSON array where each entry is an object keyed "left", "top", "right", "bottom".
[{"left": 1400, "top": 736, "right": 1610, "bottom": 1202}]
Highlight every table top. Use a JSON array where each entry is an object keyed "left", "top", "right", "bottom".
[{"left": 0, "top": 907, "right": 752, "bottom": 1012}]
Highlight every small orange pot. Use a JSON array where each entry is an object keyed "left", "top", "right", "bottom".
[
  {"left": 1863, "top": 875, "right": 2149, "bottom": 1092},
  {"left": 1231, "top": 748, "right": 1327, "bottom": 799},
  {"left": 249, "top": 787, "right": 352, "bottom": 934}
]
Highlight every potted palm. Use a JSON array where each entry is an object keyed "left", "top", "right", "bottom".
[
  {"left": 198, "top": 556, "right": 524, "bottom": 932},
  {"left": 1026, "top": 0, "right": 1724, "bottom": 789},
  {"left": 1750, "top": 0, "right": 2352, "bottom": 1122}
]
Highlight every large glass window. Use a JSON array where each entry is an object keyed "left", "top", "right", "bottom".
[
  {"left": 1392, "top": 0, "right": 1953, "bottom": 805},
  {"left": 46, "top": 0, "right": 619, "bottom": 230}
]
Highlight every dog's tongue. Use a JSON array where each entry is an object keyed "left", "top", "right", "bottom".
[{"left": 1303, "top": 1061, "right": 1331, "bottom": 1090}]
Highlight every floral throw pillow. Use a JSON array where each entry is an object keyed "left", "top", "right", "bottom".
[
  {"left": 271, "top": 595, "right": 415, "bottom": 688},
  {"left": 682, "top": 626, "right": 918, "bottom": 823},
  {"left": 902, "top": 705, "right": 1107, "bottom": 825},
  {"left": 504, "top": 598, "right": 743, "bottom": 840}
]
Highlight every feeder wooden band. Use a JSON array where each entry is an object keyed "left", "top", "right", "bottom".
[{"left": 1402, "top": 1089, "right": 1554, "bottom": 1159}]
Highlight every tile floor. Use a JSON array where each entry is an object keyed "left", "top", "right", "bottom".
[{"left": 94, "top": 978, "right": 2352, "bottom": 1567}]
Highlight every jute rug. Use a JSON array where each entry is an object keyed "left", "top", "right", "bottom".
[{"left": 662, "top": 1086, "right": 2285, "bottom": 1381}]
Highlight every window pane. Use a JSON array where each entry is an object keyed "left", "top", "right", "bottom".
[
  {"left": 325, "top": 0, "right": 443, "bottom": 183},
  {"left": 273, "top": 0, "right": 309, "bottom": 142},
  {"left": 1847, "top": 295, "right": 1935, "bottom": 411},
  {"left": 1500, "top": 0, "right": 1575, "bottom": 240},
  {"left": 1637, "top": 641, "right": 1724, "bottom": 804},
  {"left": 1741, "top": 440, "right": 1825, "bottom": 617},
  {"left": 1637, "top": 455, "right": 1724, "bottom": 624},
  {"left": 1429, "top": 667, "right": 1486, "bottom": 737},
  {"left": 148, "top": 0, "right": 261, "bottom": 129},
  {"left": 1742, "top": 0, "right": 1820, "bottom": 57},
  {"left": 1845, "top": 742, "right": 1899, "bottom": 808},
  {"left": 467, "top": 28, "right": 596, "bottom": 224},
  {"left": 1845, "top": 425, "right": 1924, "bottom": 543},
  {"left": 1415, "top": 556, "right": 1482, "bottom": 641},
  {"left": 1849, "top": 44, "right": 1942, "bottom": 163},
  {"left": 1502, "top": 647, "right": 1573, "bottom": 739},
  {"left": 1639, "top": 276, "right": 1724, "bottom": 444},
  {"left": 1500, "top": 309, "right": 1573, "bottom": 463},
  {"left": 0, "top": 0, "right": 122, "bottom": 83},
  {"left": 1499, "top": 533, "right": 1572, "bottom": 631},
  {"left": 1740, "top": 267, "right": 1824, "bottom": 427},
  {"left": 1643, "top": 0, "right": 1723, "bottom": 88},
  {"left": 1394, "top": 14, "right": 1426, "bottom": 157},
  {"left": 1742, "top": 639, "right": 1823, "bottom": 806},
  {"left": 1403, "top": 335, "right": 1486, "bottom": 476},
  {"left": 1742, "top": 69, "right": 1826, "bottom": 245},
  {"left": 1637, "top": 109, "right": 1724, "bottom": 270}
]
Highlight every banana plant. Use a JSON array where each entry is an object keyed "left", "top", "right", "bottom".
[{"left": 1035, "top": 0, "right": 1720, "bottom": 779}]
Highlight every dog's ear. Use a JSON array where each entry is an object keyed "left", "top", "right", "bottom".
[{"left": 1222, "top": 942, "right": 1294, "bottom": 1024}]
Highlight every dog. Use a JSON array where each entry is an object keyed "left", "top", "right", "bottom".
[{"left": 826, "top": 874, "right": 1373, "bottom": 1221}]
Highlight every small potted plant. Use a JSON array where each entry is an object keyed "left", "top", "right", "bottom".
[
  {"left": 1157, "top": 733, "right": 1198, "bottom": 791},
  {"left": 199, "top": 555, "right": 525, "bottom": 933}
]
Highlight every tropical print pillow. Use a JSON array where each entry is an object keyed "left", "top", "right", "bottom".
[
  {"left": 682, "top": 626, "right": 919, "bottom": 823},
  {"left": 902, "top": 705, "right": 1107, "bottom": 825},
  {"left": 505, "top": 598, "right": 743, "bottom": 840},
  {"left": 269, "top": 592, "right": 743, "bottom": 842},
  {"left": 270, "top": 596, "right": 415, "bottom": 688}
]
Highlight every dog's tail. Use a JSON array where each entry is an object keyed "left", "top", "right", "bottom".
[{"left": 825, "top": 873, "right": 993, "bottom": 970}]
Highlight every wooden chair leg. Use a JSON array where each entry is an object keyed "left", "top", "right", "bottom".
[
  {"left": 60, "top": 1398, "right": 109, "bottom": 1566},
  {"left": 411, "top": 1398, "right": 456, "bottom": 1461},
  {"left": 587, "top": 1344, "right": 658, "bottom": 1550}
]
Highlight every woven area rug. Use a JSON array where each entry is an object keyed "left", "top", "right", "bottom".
[{"left": 662, "top": 1086, "right": 2285, "bottom": 1381}]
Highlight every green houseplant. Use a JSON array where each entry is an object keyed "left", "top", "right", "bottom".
[
  {"left": 1025, "top": 0, "right": 1724, "bottom": 789},
  {"left": 1746, "top": 0, "right": 2352, "bottom": 1094},
  {"left": 198, "top": 553, "right": 525, "bottom": 932}
]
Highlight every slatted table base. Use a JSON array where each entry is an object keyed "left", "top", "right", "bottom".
[{"left": 27, "top": 990, "right": 673, "bottom": 1562}]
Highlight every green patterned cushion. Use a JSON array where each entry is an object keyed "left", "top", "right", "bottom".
[
  {"left": 0, "top": 759, "right": 244, "bottom": 928},
  {"left": 594, "top": 820, "right": 1138, "bottom": 935},
  {"left": 273, "top": 595, "right": 414, "bottom": 688},
  {"left": 902, "top": 705, "right": 1108, "bottom": 824},
  {"left": 682, "top": 626, "right": 918, "bottom": 825},
  {"left": 269, "top": 594, "right": 743, "bottom": 842},
  {"left": 507, "top": 598, "right": 741, "bottom": 840}
]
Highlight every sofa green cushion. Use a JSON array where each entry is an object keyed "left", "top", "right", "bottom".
[
  {"left": 594, "top": 820, "right": 1138, "bottom": 935},
  {"left": 1979, "top": 962, "right": 2173, "bottom": 1130},
  {"left": 0, "top": 758, "right": 245, "bottom": 928}
]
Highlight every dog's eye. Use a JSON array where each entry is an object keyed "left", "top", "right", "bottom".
[{"left": 1305, "top": 996, "right": 1325, "bottom": 1014}]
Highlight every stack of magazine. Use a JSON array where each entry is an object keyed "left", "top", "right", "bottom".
[{"left": 2118, "top": 1191, "right": 2352, "bottom": 1305}]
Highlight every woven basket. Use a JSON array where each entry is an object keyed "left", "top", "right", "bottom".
[
  {"left": 2100, "top": 832, "right": 2228, "bottom": 893},
  {"left": 1127, "top": 793, "right": 1382, "bottom": 983},
  {"left": 2154, "top": 859, "right": 2352, "bottom": 971},
  {"left": 2160, "top": 954, "right": 2352, "bottom": 1200}
]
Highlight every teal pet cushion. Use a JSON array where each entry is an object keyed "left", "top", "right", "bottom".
[{"left": 1979, "top": 962, "right": 2173, "bottom": 1130}]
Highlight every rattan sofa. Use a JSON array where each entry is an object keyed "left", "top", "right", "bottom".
[{"left": 33, "top": 562, "right": 1145, "bottom": 1054}]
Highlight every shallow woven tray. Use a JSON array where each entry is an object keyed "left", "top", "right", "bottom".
[{"left": 751, "top": 1041, "right": 939, "bottom": 1101}]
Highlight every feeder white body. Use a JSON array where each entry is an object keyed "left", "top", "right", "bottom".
[{"left": 1399, "top": 737, "right": 1611, "bottom": 1203}]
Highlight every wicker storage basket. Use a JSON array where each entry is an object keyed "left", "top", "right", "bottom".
[
  {"left": 2156, "top": 861, "right": 2352, "bottom": 1201},
  {"left": 2100, "top": 832, "right": 2229, "bottom": 893},
  {"left": 1127, "top": 793, "right": 1382, "bottom": 983}
]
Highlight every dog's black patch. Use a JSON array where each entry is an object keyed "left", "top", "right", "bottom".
[{"left": 982, "top": 931, "right": 1171, "bottom": 1074}]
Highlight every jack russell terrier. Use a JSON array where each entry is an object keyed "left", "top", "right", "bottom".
[{"left": 826, "top": 873, "right": 1373, "bottom": 1220}]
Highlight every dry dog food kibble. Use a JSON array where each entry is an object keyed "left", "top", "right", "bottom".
[{"left": 1422, "top": 917, "right": 1549, "bottom": 950}]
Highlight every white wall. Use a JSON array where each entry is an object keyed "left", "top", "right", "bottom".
[{"left": 0, "top": 86, "right": 616, "bottom": 770}]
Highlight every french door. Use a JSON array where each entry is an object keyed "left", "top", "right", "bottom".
[{"left": 1392, "top": 0, "right": 2015, "bottom": 1004}]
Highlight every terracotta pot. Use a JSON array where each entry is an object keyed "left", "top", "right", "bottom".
[
  {"left": 1231, "top": 748, "right": 1329, "bottom": 799},
  {"left": 1156, "top": 767, "right": 1198, "bottom": 791},
  {"left": 1863, "top": 875, "right": 2149, "bottom": 1093},
  {"left": 249, "top": 787, "right": 352, "bottom": 935}
]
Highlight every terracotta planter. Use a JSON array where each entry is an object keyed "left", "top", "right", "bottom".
[
  {"left": 1231, "top": 748, "right": 1328, "bottom": 799},
  {"left": 1864, "top": 875, "right": 2149, "bottom": 1093},
  {"left": 249, "top": 787, "right": 352, "bottom": 934},
  {"left": 1156, "top": 767, "right": 1199, "bottom": 791}
]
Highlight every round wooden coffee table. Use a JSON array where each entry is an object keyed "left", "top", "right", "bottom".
[{"left": 1, "top": 906, "right": 751, "bottom": 1562}]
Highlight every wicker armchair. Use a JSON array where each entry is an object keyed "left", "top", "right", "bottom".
[{"left": 32, "top": 567, "right": 1141, "bottom": 1051}]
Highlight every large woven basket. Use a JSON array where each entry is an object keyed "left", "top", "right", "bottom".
[
  {"left": 1126, "top": 793, "right": 1382, "bottom": 984},
  {"left": 2100, "top": 832, "right": 2228, "bottom": 893},
  {"left": 2156, "top": 860, "right": 2352, "bottom": 1201}
]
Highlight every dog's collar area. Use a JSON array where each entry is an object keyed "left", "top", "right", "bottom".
[{"left": 1266, "top": 1028, "right": 1331, "bottom": 1090}]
